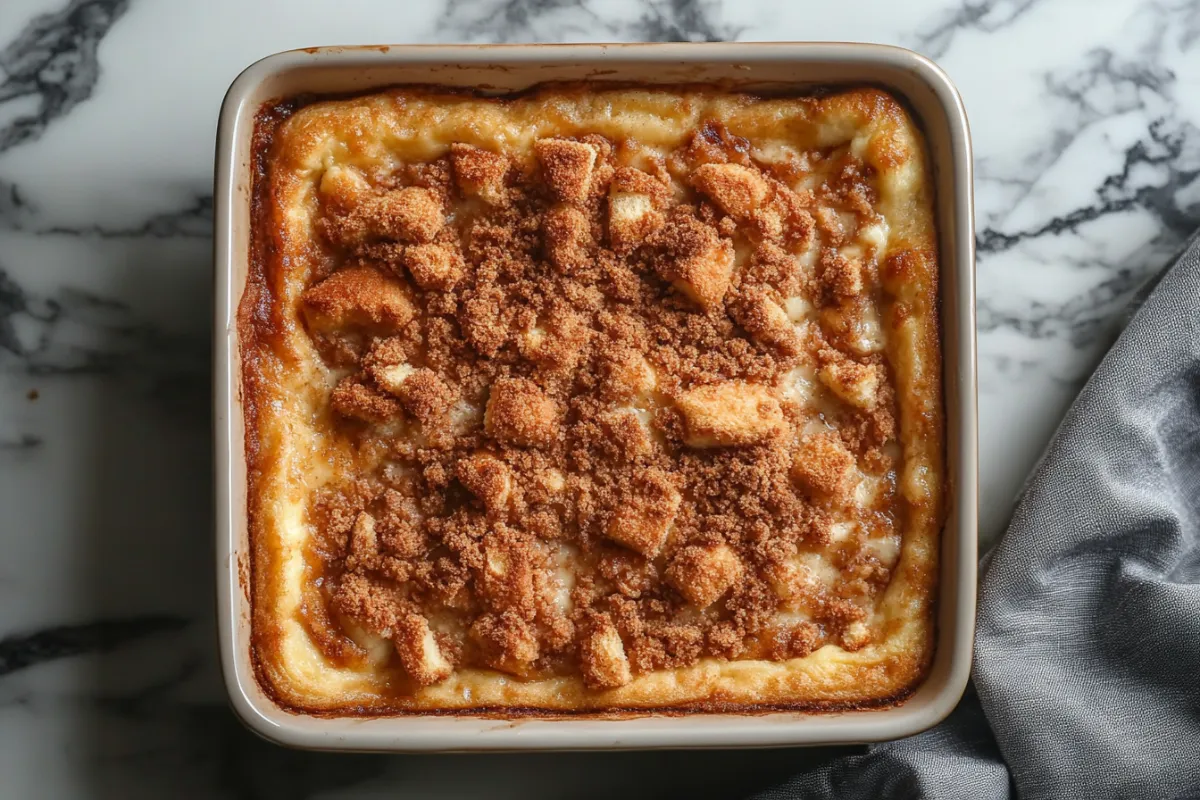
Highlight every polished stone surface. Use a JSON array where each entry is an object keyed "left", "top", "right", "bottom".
[{"left": 2, "top": 0, "right": 1198, "bottom": 795}]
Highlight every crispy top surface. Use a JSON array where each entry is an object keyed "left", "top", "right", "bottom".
[{"left": 242, "top": 85, "right": 943, "bottom": 711}]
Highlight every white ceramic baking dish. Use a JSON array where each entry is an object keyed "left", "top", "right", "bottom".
[{"left": 214, "top": 42, "right": 977, "bottom": 751}]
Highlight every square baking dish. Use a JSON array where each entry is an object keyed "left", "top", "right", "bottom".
[{"left": 214, "top": 42, "right": 977, "bottom": 751}]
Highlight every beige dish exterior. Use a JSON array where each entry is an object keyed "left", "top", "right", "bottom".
[{"left": 214, "top": 43, "right": 977, "bottom": 751}]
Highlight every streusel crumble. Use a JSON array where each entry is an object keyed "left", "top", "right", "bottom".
[{"left": 241, "top": 85, "right": 943, "bottom": 713}]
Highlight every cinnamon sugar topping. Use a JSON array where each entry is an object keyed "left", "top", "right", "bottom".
[{"left": 296, "top": 119, "right": 907, "bottom": 691}]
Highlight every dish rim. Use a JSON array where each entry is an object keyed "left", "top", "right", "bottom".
[{"left": 214, "top": 41, "right": 977, "bottom": 752}]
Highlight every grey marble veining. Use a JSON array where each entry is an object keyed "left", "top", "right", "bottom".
[{"left": 0, "top": 0, "right": 1198, "bottom": 796}]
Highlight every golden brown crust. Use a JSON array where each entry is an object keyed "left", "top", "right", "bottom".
[
  {"left": 240, "top": 85, "right": 943, "bottom": 716},
  {"left": 542, "top": 204, "right": 593, "bottom": 274}
]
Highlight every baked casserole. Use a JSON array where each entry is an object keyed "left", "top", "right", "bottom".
[{"left": 240, "top": 85, "right": 943, "bottom": 714}]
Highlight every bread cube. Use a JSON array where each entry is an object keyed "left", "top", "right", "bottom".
[
  {"left": 608, "top": 167, "right": 669, "bottom": 254},
  {"left": 535, "top": 138, "right": 598, "bottom": 204},
  {"left": 599, "top": 409, "right": 655, "bottom": 462},
  {"left": 653, "top": 216, "right": 735, "bottom": 311},
  {"left": 519, "top": 308, "right": 592, "bottom": 374},
  {"left": 821, "top": 249, "right": 866, "bottom": 297},
  {"left": 484, "top": 378, "right": 561, "bottom": 447},
  {"left": 791, "top": 431, "right": 857, "bottom": 500},
  {"left": 372, "top": 356, "right": 413, "bottom": 391},
  {"left": 348, "top": 512, "right": 378, "bottom": 560},
  {"left": 450, "top": 143, "right": 510, "bottom": 206},
  {"left": 666, "top": 543, "right": 743, "bottom": 608},
  {"left": 676, "top": 382, "right": 786, "bottom": 448},
  {"left": 302, "top": 266, "right": 415, "bottom": 331},
  {"left": 733, "top": 287, "right": 800, "bottom": 354},
  {"left": 692, "top": 162, "right": 772, "bottom": 220},
  {"left": 455, "top": 452, "right": 514, "bottom": 513},
  {"left": 363, "top": 346, "right": 456, "bottom": 428},
  {"left": 819, "top": 359, "right": 883, "bottom": 409},
  {"left": 543, "top": 204, "right": 592, "bottom": 274},
  {"left": 600, "top": 348, "right": 657, "bottom": 401},
  {"left": 331, "top": 376, "right": 402, "bottom": 423},
  {"left": 392, "top": 613, "right": 453, "bottom": 686},
  {"left": 604, "top": 468, "right": 681, "bottom": 557},
  {"left": 840, "top": 620, "right": 872, "bottom": 651},
  {"left": 403, "top": 243, "right": 465, "bottom": 291},
  {"left": 471, "top": 611, "right": 540, "bottom": 674},
  {"left": 580, "top": 620, "right": 632, "bottom": 689},
  {"left": 372, "top": 186, "right": 445, "bottom": 243}
]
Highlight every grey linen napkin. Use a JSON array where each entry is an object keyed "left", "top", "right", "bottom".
[{"left": 757, "top": 237, "right": 1200, "bottom": 800}]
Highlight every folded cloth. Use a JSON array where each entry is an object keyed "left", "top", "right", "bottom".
[{"left": 756, "top": 235, "right": 1200, "bottom": 800}]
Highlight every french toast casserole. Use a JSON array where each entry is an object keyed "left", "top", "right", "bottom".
[{"left": 239, "top": 84, "right": 943, "bottom": 714}]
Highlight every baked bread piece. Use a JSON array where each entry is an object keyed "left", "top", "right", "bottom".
[{"left": 241, "top": 85, "right": 943, "bottom": 714}]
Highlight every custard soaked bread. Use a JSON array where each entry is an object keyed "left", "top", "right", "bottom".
[{"left": 241, "top": 85, "right": 943, "bottom": 713}]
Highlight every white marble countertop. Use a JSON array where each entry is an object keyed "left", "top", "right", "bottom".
[{"left": 1, "top": 0, "right": 1197, "bottom": 796}]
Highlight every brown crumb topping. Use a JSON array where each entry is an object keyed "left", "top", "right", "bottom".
[
  {"left": 543, "top": 204, "right": 593, "bottom": 274},
  {"left": 297, "top": 124, "right": 902, "bottom": 689}
]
